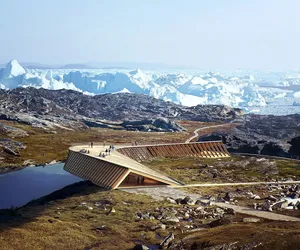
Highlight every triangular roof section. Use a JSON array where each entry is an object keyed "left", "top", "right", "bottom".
[{"left": 65, "top": 145, "right": 182, "bottom": 189}]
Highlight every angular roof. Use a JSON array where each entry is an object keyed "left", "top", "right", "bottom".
[
  {"left": 65, "top": 144, "right": 182, "bottom": 188},
  {"left": 65, "top": 141, "right": 229, "bottom": 189}
]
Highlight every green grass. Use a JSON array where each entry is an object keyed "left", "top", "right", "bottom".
[
  {"left": 277, "top": 160, "right": 300, "bottom": 177},
  {"left": 143, "top": 156, "right": 300, "bottom": 184},
  {"left": 0, "top": 187, "right": 172, "bottom": 250},
  {"left": 1, "top": 120, "right": 237, "bottom": 170},
  {"left": 1, "top": 120, "right": 210, "bottom": 169},
  {"left": 177, "top": 221, "right": 300, "bottom": 250}
]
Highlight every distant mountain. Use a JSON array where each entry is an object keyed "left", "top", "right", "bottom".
[
  {"left": 1, "top": 61, "right": 188, "bottom": 70},
  {"left": 60, "top": 61, "right": 189, "bottom": 70},
  {"left": 86, "top": 61, "right": 190, "bottom": 70},
  {"left": 20, "top": 62, "right": 60, "bottom": 69},
  {"left": 59, "top": 64, "right": 98, "bottom": 69}
]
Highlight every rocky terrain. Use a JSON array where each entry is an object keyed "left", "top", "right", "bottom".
[
  {"left": 1, "top": 86, "right": 300, "bottom": 170},
  {"left": 198, "top": 114, "right": 300, "bottom": 158},
  {"left": 3, "top": 180, "right": 300, "bottom": 250},
  {"left": 0, "top": 87, "right": 243, "bottom": 131},
  {"left": 1, "top": 87, "right": 299, "bottom": 158},
  {"left": 83, "top": 117, "right": 187, "bottom": 132},
  {"left": 204, "top": 184, "right": 300, "bottom": 213}
]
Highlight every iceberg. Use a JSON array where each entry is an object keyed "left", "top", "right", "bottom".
[
  {"left": 293, "top": 101, "right": 300, "bottom": 106},
  {"left": 0, "top": 59, "right": 300, "bottom": 114}
]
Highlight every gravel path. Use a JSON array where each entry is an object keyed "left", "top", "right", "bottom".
[
  {"left": 185, "top": 180, "right": 300, "bottom": 187},
  {"left": 122, "top": 186, "right": 300, "bottom": 222},
  {"left": 185, "top": 124, "right": 229, "bottom": 143}
]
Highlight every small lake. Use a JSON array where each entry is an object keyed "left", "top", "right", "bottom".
[{"left": 0, "top": 163, "right": 82, "bottom": 209}]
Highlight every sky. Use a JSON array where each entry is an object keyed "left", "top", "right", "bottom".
[{"left": 1, "top": 0, "right": 300, "bottom": 70}]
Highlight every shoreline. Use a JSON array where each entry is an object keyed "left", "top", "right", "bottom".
[{"left": 0, "top": 160, "right": 65, "bottom": 175}]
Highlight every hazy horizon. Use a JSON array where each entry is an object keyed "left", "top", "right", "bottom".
[{"left": 1, "top": 0, "right": 300, "bottom": 70}]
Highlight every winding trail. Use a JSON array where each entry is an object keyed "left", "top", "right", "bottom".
[
  {"left": 185, "top": 124, "right": 229, "bottom": 143},
  {"left": 181, "top": 125, "right": 300, "bottom": 221},
  {"left": 68, "top": 123, "right": 300, "bottom": 221}
]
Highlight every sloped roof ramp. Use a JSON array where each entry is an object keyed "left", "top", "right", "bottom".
[{"left": 64, "top": 141, "right": 229, "bottom": 189}]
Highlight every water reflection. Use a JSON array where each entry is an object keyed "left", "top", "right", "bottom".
[{"left": 0, "top": 163, "right": 82, "bottom": 209}]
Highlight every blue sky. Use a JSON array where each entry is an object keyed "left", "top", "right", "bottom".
[{"left": 1, "top": 0, "right": 300, "bottom": 69}]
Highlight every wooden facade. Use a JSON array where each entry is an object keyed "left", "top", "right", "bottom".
[
  {"left": 64, "top": 150, "right": 129, "bottom": 189},
  {"left": 117, "top": 141, "right": 230, "bottom": 162},
  {"left": 64, "top": 141, "right": 230, "bottom": 189}
]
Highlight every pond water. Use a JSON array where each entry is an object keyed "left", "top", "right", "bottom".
[{"left": 0, "top": 163, "right": 82, "bottom": 209}]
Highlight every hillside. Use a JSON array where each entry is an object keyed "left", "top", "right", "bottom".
[{"left": 0, "top": 87, "right": 243, "bottom": 130}]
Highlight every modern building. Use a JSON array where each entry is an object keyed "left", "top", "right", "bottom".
[{"left": 64, "top": 141, "right": 230, "bottom": 189}]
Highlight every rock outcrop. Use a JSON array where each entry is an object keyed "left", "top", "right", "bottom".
[
  {"left": 198, "top": 114, "right": 300, "bottom": 157},
  {"left": 0, "top": 87, "right": 243, "bottom": 131},
  {"left": 288, "top": 137, "right": 300, "bottom": 157}
]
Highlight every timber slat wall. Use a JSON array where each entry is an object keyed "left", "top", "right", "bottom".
[
  {"left": 117, "top": 141, "right": 229, "bottom": 162},
  {"left": 64, "top": 151, "right": 128, "bottom": 189}
]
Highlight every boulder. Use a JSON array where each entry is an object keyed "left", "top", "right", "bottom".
[
  {"left": 165, "top": 216, "right": 179, "bottom": 223},
  {"left": 224, "top": 192, "right": 232, "bottom": 202},
  {"left": 184, "top": 212, "right": 190, "bottom": 219},
  {"left": 175, "top": 198, "right": 183, "bottom": 204},
  {"left": 195, "top": 206, "right": 204, "bottom": 211},
  {"left": 107, "top": 207, "right": 116, "bottom": 215},
  {"left": 187, "top": 199, "right": 196, "bottom": 206},
  {"left": 22, "top": 159, "right": 36, "bottom": 166},
  {"left": 251, "top": 194, "right": 261, "bottom": 200},
  {"left": 224, "top": 207, "right": 235, "bottom": 215},
  {"left": 272, "top": 200, "right": 290, "bottom": 210},
  {"left": 195, "top": 200, "right": 209, "bottom": 206},
  {"left": 288, "top": 192, "right": 299, "bottom": 199},
  {"left": 280, "top": 200, "right": 291, "bottom": 209},
  {"left": 266, "top": 195, "right": 277, "bottom": 202},
  {"left": 288, "top": 136, "right": 300, "bottom": 157},
  {"left": 180, "top": 196, "right": 191, "bottom": 205},
  {"left": 152, "top": 117, "right": 186, "bottom": 132},
  {"left": 165, "top": 197, "right": 176, "bottom": 204}
]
